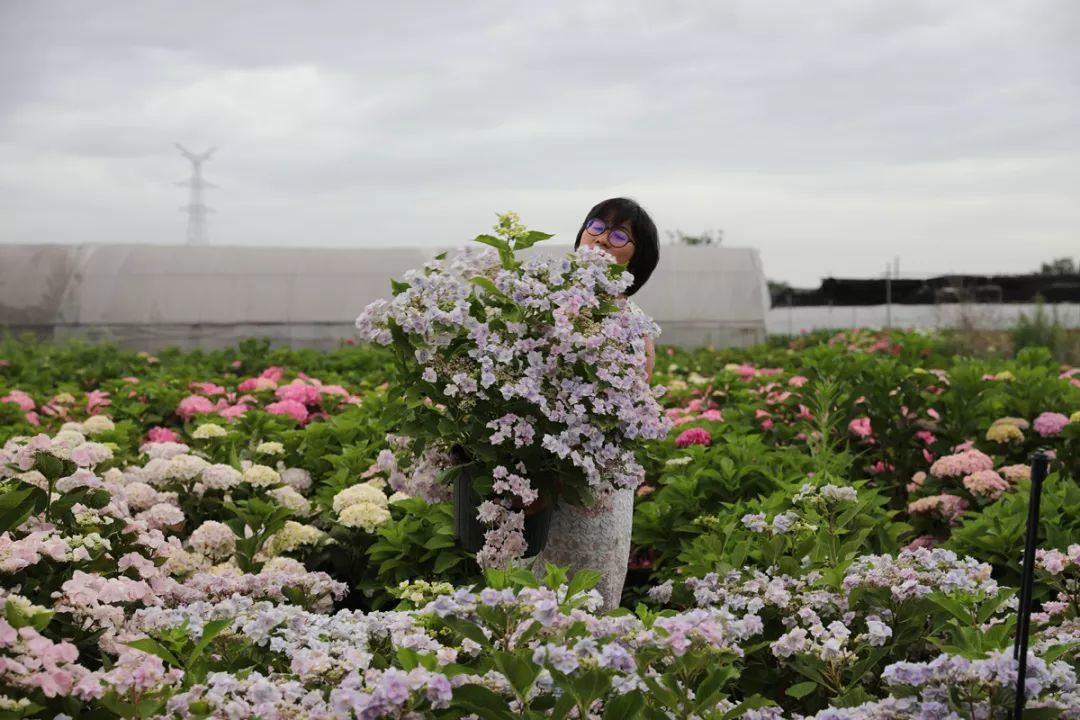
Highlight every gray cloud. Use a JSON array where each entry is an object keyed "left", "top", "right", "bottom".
[{"left": 0, "top": 0, "right": 1077, "bottom": 285}]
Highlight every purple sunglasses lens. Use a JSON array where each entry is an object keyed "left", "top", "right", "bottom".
[
  {"left": 609, "top": 230, "right": 631, "bottom": 247},
  {"left": 586, "top": 218, "right": 606, "bottom": 235}
]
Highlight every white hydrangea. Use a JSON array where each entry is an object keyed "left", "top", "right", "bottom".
[
  {"left": 161, "top": 548, "right": 211, "bottom": 577},
  {"left": 15, "top": 470, "right": 47, "bottom": 490},
  {"left": 337, "top": 502, "right": 391, "bottom": 532},
  {"left": 136, "top": 502, "right": 185, "bottom": 531},
  {"left": 140, "top": 458, "right": 174, "bottom": 486},
  {"left": 261, "top": 556, "right": 308, "bottom": 575},
  {"left": 256, "top": 441, "right": 285, "bottom": 456},
  {"left": 124, "top": 481, "right": 160, "bottom": 511},
  {"left": 56, "top": 427, "right": 86, "bottom": 442},
  {"left": 279, "top": 467, "right": 312, "bottom": 493},
  {"left": 265, "top": 521, "right": 325, "bottom": 556},
  {"left": 269, "top": 486, "right": 312, "bottom": 516},
  {"left": 820, "top": 484, "right": 858, "bottom": 504},
  {"left": 200, "top": 464, "right": 243, "bottom": 491},
  {"left": 242, "top": 464, "right": 281, "bottom": 488},
  {"left": 192, "top": 423, "right": 228, "bottom": 439},
  {"left": 333, "top": 483, "right": 388, "bottom": 514},
  {"left": 166, "top": 454, "right": 210, "bottom": 482},
  {"left": 141, "top": 442, "right": 191, "bottom": 460},
  {"left": 188, "top": 520, "right": 237, "bottom": 560},
  {"left": 81, "top": 415, "right": 116, "bottom": 435}
]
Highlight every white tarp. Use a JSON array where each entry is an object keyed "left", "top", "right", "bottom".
[{"left": 0, "top": 243, "right": 769, "bottom": 350}]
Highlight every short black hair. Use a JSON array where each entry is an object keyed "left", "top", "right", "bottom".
[{"left": 573, "top": 197, "right": 659, "bottom": 296}]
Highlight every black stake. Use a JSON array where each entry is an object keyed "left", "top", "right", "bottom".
[{"left": 1013, "top": 450, "right": 1050, "bottom": 719}]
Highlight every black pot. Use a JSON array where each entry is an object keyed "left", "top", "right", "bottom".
[{"left": 452, "top": 459, "right": 553, "bottom": 557}]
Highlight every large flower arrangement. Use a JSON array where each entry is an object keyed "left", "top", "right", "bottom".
[{"left": 354, "top": 216, "right": 671, "bottom": 566}]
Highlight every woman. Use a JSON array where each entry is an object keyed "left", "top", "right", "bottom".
[{"left": 532, "top": 197, "right": 661, "bottom": 611}]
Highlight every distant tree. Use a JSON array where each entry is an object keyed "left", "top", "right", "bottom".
[
  {"left": 667, "top": 229, "right": 723, "bottom": 246},
  {"left": 767, "top": 280, "right": 791, "bottom": 296},
  {"left": 1038, "top": 257, "right": 1077, "bottom": 275}
]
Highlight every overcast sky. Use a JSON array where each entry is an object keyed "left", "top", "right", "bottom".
[{"left": 0, "top": 0, "right": 1076, "bottom": 285}]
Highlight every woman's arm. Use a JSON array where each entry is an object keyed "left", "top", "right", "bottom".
[{"left": 644, "top": 335, "right": 655, "bottom": 382}]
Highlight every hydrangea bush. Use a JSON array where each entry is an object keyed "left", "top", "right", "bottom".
[{"left": 354, "top": 217, "right": 671, "bottom": 566}]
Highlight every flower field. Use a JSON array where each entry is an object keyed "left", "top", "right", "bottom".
[{"left": 2, "top": 330, "right": 1080, "bottom": 718}]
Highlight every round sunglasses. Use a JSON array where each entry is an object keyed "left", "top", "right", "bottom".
[{"left": 584, "top": 217, "right": 634, "bottom": 248}]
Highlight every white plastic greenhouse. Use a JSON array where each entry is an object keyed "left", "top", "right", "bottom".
[{"left": 0, "top": 243, "right": 769, "bottom": 350}]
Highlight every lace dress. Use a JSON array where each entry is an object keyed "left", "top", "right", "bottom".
[{"left": 530, "top": 300, "right": 657, "bottom": 612}]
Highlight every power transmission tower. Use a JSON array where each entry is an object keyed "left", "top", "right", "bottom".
[{"left": 176, "top": 144, "right": 216, "bottom": 246}]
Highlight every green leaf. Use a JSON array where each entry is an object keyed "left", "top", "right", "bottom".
[
  {"left": 470, "top": 276, "right": 508, "bottom": 299},
  {"left": 185, "top": 618, "right": 231, "bottom": 668},
  {"left": 494, "top": 650, "right": 540, "bottom": 698},
  {"left": 441, "top": 616, "right": 490, "bottom": 649},
  {"left": 32, "top": 452, "right": 66, "bottom": 480},
  {"left": 603, "top": 690, "right": 643, "bottom": 720},
  {"left": 721, "top": 696, "right": 776, "bottom": 719},
  {"left": 473, "top": 234, "right": 512, "bottom": 253},
  {"left": 434, "top": 550, "right": 463, "bottom": 574},
  {"left": 390, "top": 279, "right": 410, "bottom": 296},
  {"left": 571, "top": 667, "right": 611, "bottom": 710},
  {"left": 565, "top": 569, "right": 603, "bottom": 599},
  {"left": 396, "top": 647, "right": 419, "bottom": 670},
  {"left": 125, "top": 638, "right": 181, "bottom": 668},
  {"left": 513, "top": 230, "right": 554, "bottom": 251},
  {"left": 786, "top": 681, "right": 818, "bottom": 699},
  {"left": 423, "top": 535, "right": 457, "bottom": 550},
  {"left": 450, "top": 684, "right": 516, "bottom": 720},
  {"left": 0, "top": 486, "right": 40, "bottom": 533}
]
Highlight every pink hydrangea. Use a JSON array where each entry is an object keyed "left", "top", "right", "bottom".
[
  {"left": 848, "top": 417, "right": 873, "bottom": 439},
  {"left": 907, "top": 494, "right": 969, "bottom": 523},
  {"left": 319, "top": 384, "right": 350, "bottom": 398},
  {"left": 788, "top": 376, "right": 809, "bottom": 387},
  {"left": 999, "top": 464, "right": 1031, "bottom": 483},
  {"left": 1, "top": 389, "right": 35, "bottom": 411},
  {"left": 275, "top": 382, "right": 322, "bottom": 406},
  {"left": 675, "top": 427, "right": 711, "bottom": 448},
  {"left": 145, "top": 427, "right": 180, "bottom": 444},
  {"left": 698, "top": 409, "right": 724, "bottom": 422},
  {"left": 218, "top": 403, "right": 251, "bottom": 420},
  {"left": 176, "top": 395, "right": 215, "bottom": 420},
  {"left": 266, "top": 399, "right": 309, "bottom": 423},
  {"left": 1035, "top": 546, "right": 1080, "bottom": 575},
  {"left": 187, "top": 381, "right": 226, "bottom": 396},
  {"left": 929, "top": 449, "right": 994, "bottom": 478},
  {"left": 962, "top": 470, "right": 1010, "bottom": 500},
  {"left": 906, "top": 471, "right": 927, "bottom": 493},
  {"left": 1033, "top": 412, "right": 1068, "bottom": 438},
  {"left": 260, "top": 366, "right": 286, "bottom": 382},
  {"left": 86, "top": 389, "right": 111, "bottom": 413},
  {"left": 903, "top": 535, "right": 939, "bottom": 552},
  {"left": 238, "top": 376, "right": 278, "bottom": 392}
]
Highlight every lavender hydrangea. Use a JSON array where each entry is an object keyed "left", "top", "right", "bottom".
[{"left": 355, "top": 233, "right": 671, "bottom": 566}]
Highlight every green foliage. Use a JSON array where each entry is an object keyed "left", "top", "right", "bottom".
[{"left": 946, "top": 473, "right": 1080, "bottom": 588}]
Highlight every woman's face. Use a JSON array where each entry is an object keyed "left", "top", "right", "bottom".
[{"left": 578, "top": 217, "right": 636, "bottom": 266}]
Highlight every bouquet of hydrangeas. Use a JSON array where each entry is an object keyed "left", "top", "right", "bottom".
[{"left": 354, "top": 214, "right": 671, "bottom": 567}]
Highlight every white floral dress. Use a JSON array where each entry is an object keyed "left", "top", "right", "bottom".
[{"left": 530, "top": 300, "right": 657, "bottom": 611}]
